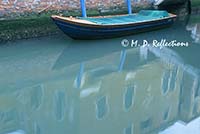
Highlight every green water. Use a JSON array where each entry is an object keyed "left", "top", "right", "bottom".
[{"left": 0, "top": 14, "right": 199, "bottom": 134}]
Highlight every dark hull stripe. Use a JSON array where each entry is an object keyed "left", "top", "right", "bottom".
[{"left": 52, "top": 17, "right": 175, "bottom": 40}]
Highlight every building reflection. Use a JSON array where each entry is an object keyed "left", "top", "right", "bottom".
[
  {"left": 0, "top": 14, "right": 200, "bottom": 134},
  {"left": 186, "top": 14, "right": 200, "bottom": 44},
  {"left": 187, "top": 23, "right": 200, "bottom": 43},
  {"left": 0, "top": 43, "right": 199, "bottom": 134}
]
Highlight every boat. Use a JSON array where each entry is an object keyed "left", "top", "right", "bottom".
[{"left": 51, "top": 0, "right": 177, "bottom": 40}]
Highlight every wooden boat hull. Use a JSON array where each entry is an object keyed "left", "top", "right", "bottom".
[{"left": 51, "top": 13, "right": 176, "bottom": 40}]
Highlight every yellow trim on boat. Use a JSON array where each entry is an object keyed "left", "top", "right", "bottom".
[{"left": 51, "top": 15, "right": 97, "bottom": 25}]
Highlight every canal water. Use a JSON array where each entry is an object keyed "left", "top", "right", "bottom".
[{"left": 0, "top": 14, "right": 199, "bottom": 134}]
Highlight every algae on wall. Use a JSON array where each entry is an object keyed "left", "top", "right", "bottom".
[{"left": 0, "top": 15, "right": 58, "bottom": 43}]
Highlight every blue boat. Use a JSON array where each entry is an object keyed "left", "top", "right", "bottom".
[{"left": 51, "top": 0, "right": 176, "bottom": 40}]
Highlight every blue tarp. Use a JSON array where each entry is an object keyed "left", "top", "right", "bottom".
[{"left": 79, "top": 10, "right": 169, "bottom": 25}]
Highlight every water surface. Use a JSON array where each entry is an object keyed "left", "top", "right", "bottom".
[{"left": 0, "top": 14, "right": 200, "bottom": 134}]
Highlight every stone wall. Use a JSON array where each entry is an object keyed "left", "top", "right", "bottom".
[{"left": 0, "top": 0, "right": 153, "bottom": 17}]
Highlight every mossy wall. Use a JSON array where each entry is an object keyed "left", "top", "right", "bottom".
[
  {"left": 0, "top": 15, "right": 58, "bottom": 42},
  {"left": 0, "top": 0, "right": 152, "bottom": 19}
]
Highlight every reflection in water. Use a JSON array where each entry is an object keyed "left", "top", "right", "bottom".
[
  {"left": 187, "top": 23, "right": 200, "bottom": 43},
  {"left": 0, "top": 14, "right": 200, "bottom": 134},
  {"left": 186, "top": 15, "right": 200, "bottom": 44}
]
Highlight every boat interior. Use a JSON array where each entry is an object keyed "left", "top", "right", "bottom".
[
  {"left": 79, "top": 10, "right": 170, "bottom": 25},
  {"left": 52, "top": 10, "right": 176, "bottom": 26}
]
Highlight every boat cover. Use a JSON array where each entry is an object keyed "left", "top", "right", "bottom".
[{"left": 79, "top": 10, "right": 169, "bottom": 25}]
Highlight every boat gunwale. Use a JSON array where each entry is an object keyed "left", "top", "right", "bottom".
[{"left": 51, "top": 13, "right": 177, "bottom": 28}]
